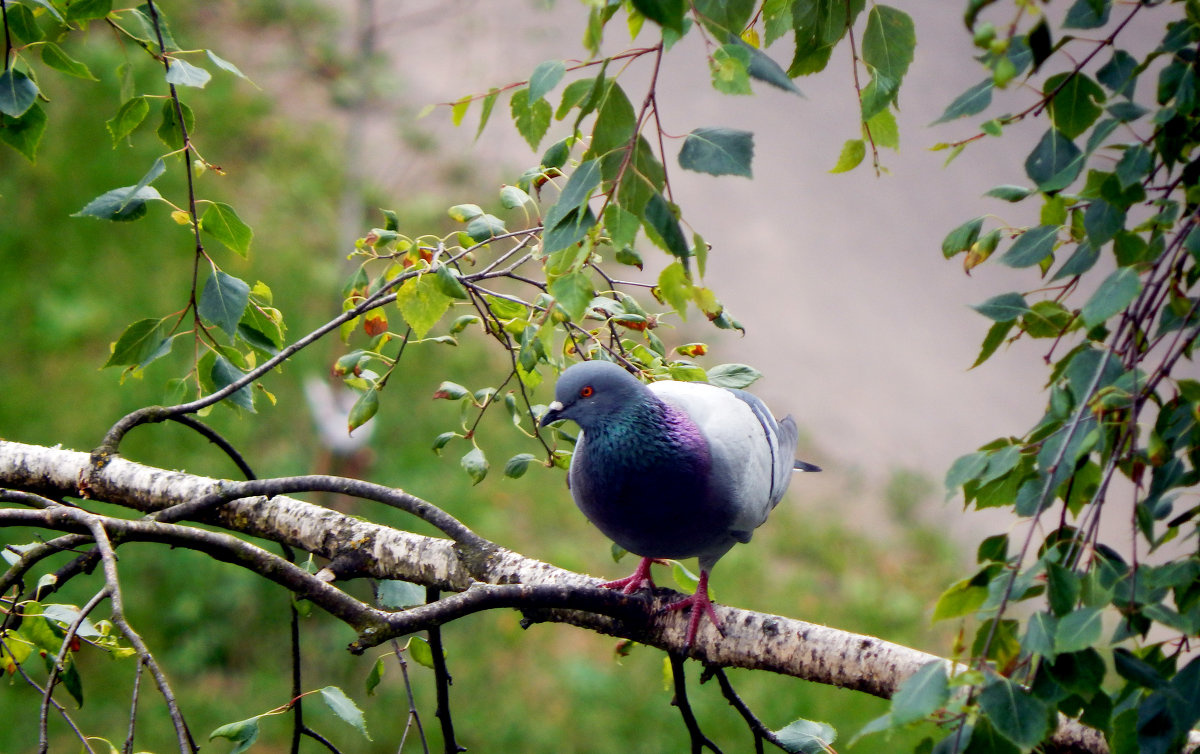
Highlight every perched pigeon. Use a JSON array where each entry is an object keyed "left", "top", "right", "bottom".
[{"left": 540, "top": 360, "right": 820, "bottom": 647}]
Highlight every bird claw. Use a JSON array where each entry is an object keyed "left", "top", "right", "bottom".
[
  {"left": 600, "top": 556, "right": 664, "bottom": 594},
  {"left": 662, "top": 588, "right": 723, "bottom": 648}
]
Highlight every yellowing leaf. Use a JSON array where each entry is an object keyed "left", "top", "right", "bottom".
[{"left": 829, "top": 139, "right": 866, "bottom": 173}]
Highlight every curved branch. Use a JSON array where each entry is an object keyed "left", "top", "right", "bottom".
[{"left": 0, "top": 440, "right": 1123, "bottom": 753}]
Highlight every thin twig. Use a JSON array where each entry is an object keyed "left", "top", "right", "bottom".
[
  {"left": 709, "top": 666, "right": 792, "bottom": 753},
  {"left": 39, "top": 587, "right": 109, "bottom": 753},
  {"left": 125, "top": 658, "right": 146, "bottom": 754},
  {"left": 669, "top": 652, "right": 722, "bottom": 754},
  {"left": 80, "top": 514, "right": 197, "bottom": 752},
  {"left": 391, "top": 639, "right": 431, "bottom": 754},
  {"left": 426, "top": 587, "right": 464, "bottom": 754}
]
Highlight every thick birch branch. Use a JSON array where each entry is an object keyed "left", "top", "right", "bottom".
[{"left": 0, "top": 440, "right": 1113, "bottom": 753}]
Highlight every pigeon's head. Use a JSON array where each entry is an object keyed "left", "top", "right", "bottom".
[{"left": 539, "top": 360, "right": 645, "bottom": 431}]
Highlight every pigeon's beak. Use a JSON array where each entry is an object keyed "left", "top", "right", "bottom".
[{"left": 539, "top": 400, "right": 565, "bottom": 427}]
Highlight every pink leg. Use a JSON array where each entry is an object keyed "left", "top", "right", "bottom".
[
  {"left": 662, "top": 570, "right": 723, "bottom": 648},
  {"left": 600, "top": 556, "right": 660, "bottom": 594}
]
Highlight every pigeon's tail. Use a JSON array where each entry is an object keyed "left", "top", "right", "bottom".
[{"left": 794, "top": 459, "right": 822, "bottom": 473}]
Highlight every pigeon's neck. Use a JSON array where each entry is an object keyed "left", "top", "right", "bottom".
[{"left": 588, "top": 395, "right": 706, "bottom": 465}]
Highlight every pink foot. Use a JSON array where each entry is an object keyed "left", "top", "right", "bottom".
[
  {"left": 600, "top": 556, "right": 663, "bottom": 594},
  {"left": 662, "top": 571, "right": 723, "bottom": 648}
]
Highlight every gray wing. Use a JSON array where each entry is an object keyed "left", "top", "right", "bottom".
[{"left": 725, "top": 388, "right": 799, "bottom": 509}]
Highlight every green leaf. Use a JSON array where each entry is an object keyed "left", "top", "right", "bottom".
[
  {"left": 736, "top": 38, "right": 803, "bottom": 95},
  {"left": 206, "top": 50, "right": 249, "bottom": 80},
  {"left": 1045, "top": 73, "right": 1105, "bottom": 140},
  {"left": 407, "top": 635, "right": 435, "bottom": 668},
  {"left": 0, "top": 103, "right": 47, "bottom": 162},
  {"left": 942, "top": 216, "right": 985, "bottom": 258},
  {"left": 199, "top": 271, "right": 251, "bottom": 337},
  {"left": 500, "top": 184, "right": 533, "bottom": 209},
  {"left": 631, "top": 0, "right": 686, "bottom": 32},
  {"left": 528, "top": 59, "right": 566, "bottom": 103},
  {"left": 584, "top": 80, "right": 635, "bottom": 160},
  {"left": 348, "top": 387, "right": 378, "bottom": 434},
  {"left": 447, "top": 203, "right": 483, "bottom": 222},
  {"left": 450, "top": 96, "right": 470, "bottom": 126},
  {"left": 209, "top": 716, "right": 261, "bottom": 754},
  {"left": 396, "top": 274, "right": 451, "bottom": 338},
  {"left": 504, "top": 453, "right": 537, "bottom": 479},
  {"left": 200, "top": 202, "right": 253, "bottom": 257},
  {"left": 1113, "top": 648, "right": 1167, "bottom": 690},
  {"left": 1055, "top": 607, "right": 1102, "bottom": 653},
  {"left": 366, "top": 657, "right": 385, "bottom": 696},
  {"left": 1024, "top": 611, "right": 1057, "bottom": 659},
  {"left": 104, "top": 317, "right": 173, "bottom": 369},
  {"left": 706, "top": 363, "right": 761, "bottom": 388},
  {"left": 72, "top": 184, "right": 163, "bottom": 222},
  {"left": 156, "top": 98, "right": 195, "bottom": 149},
  {"left": 546, "top": 159, "right": 602, "bottom": 229},
  {"left": 377, "top": 580, "right": 425, "bottom": 609},
  {"left": 932, "top": 78, "right": 993, "bottom": 124},
  {"left": 432, "top": 381, "right": 468, "bottom": 400},
  {"left": 1064, "top": 0, "right": 1109, "bottom": 29},
  {"left": 866, "top": 107, "right": 899, "bottom": 150},
  {"left": 932, "top": 577, "right": 987, "bottom": 621},
  {"left": 5, "top": 4, "right": 44, "bottom": 42},
  {"left": 1114, "top": 145, "right": 1151, "bottom": 189},
  {"left": 643, "top": 192, "right": 689, "bottom": 261},
  {"left": 972, "top": 320, "right": 1015, "bottom": 369},
  {"left": 465, "top": 213, "right": 506, "bottom": 243},
  {"left": 678, "top": 127, "right": 754, "bottom": 178},
  {"left": 461, "top": 446, "right": 488, "bottom": 485},
  {"left": 862, "top": 5, "right": 915, "bottom": 113},
  {"left": 165, "top": 58, "right": 211, "bottom": 88},
  {"left": 549, "top": 271, "right": 594, "bottom": 322},
  {"left": 656, "top": 261, "right": 692, "bottom": 317},
  {"left": 711, "top": 44, "right": 753, "bottom": 95},
  {"left": 773, "top": 718, "right": 837, "bottom": 754},
  {"left": 319, "top": 686, "right": 371, "bottom": 741},
  {"left": 1081, "top": 267, "right": 1141, "bottom": 329},
  {"left": 476, "top": 87, "right": 499, "bottom": 139},
  {"left": 0, "top": 69, "right": 39, "bottom": 118},
  {"left": 1097, "top": 49, "right": 1137, "bottom": 99},
  {"left": 40, "top": 43, "right": 97, "bottom": 80},
  {"left": 891, "top": 661, "right": 949, "bottom": 725},
  {"left": 64, "top": 0, "right": 111, "bottom": 22},
  {"left": 999, "top": 225, "right": 1059, "bottom": 268},
  {"left": 210, "top": 355, "right": 255, "bottom": 412},
  {"left": 434, "top": 265, "right": 470, "bottom": 300},
  {"left": 604, "top": 203, "right": 640, "bottom": 250},
  {"left": 978, "top": 676, "right": 1052, "bottom": 749},
  {"left": 1025, "top": 129, "right": 1084, "bottom": 192},
  {"left": 556, "top": 77, "right": 595, "bottom": 120},
  {"left": 129, "top": 4, "right": 178, "bottom": 52},
  {"left": 107, "top": 96, "right": 150, "bottom": 146},
  {"left": 829, "top": 139, "right": 866, "bottom": 173},
  {"left": 543, "top": 206, "right": 595, "bottom": 254},
  {"left": 510, "top": 87, "right": 552, "bottom": 150},
  {"left": 985, "top": 185, "right": 1035, "bottom": 202},
  {"left": 972, "top": 292, "right": 1030, "bottom": 322},
  {"left": 670, "top": 560, "right": 701, "bottom": 592}
]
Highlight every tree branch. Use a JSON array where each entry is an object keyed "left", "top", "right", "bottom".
[{"left": 0, "top": 440, "right": 1119, "bottom": 753}]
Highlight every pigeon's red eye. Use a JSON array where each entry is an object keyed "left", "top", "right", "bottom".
[{"left": 579, "top": 385, "right": 594, "bottom": 398}]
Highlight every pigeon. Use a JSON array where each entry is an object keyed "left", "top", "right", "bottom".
[{"left": 539, "top": 360, "right": 820, "bottom": 647}]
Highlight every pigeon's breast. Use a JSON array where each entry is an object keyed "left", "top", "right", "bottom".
[{"left": 568, "top": 403, "right": 740, "bottom": 560}]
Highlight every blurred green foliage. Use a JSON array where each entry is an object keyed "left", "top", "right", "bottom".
[{"left": 0, "top": 3, "right": 960, "bottom": 751}]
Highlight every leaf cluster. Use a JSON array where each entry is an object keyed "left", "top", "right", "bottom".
[{"left": 907, "top": 1, "right": 1200, "bottom": 752}]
